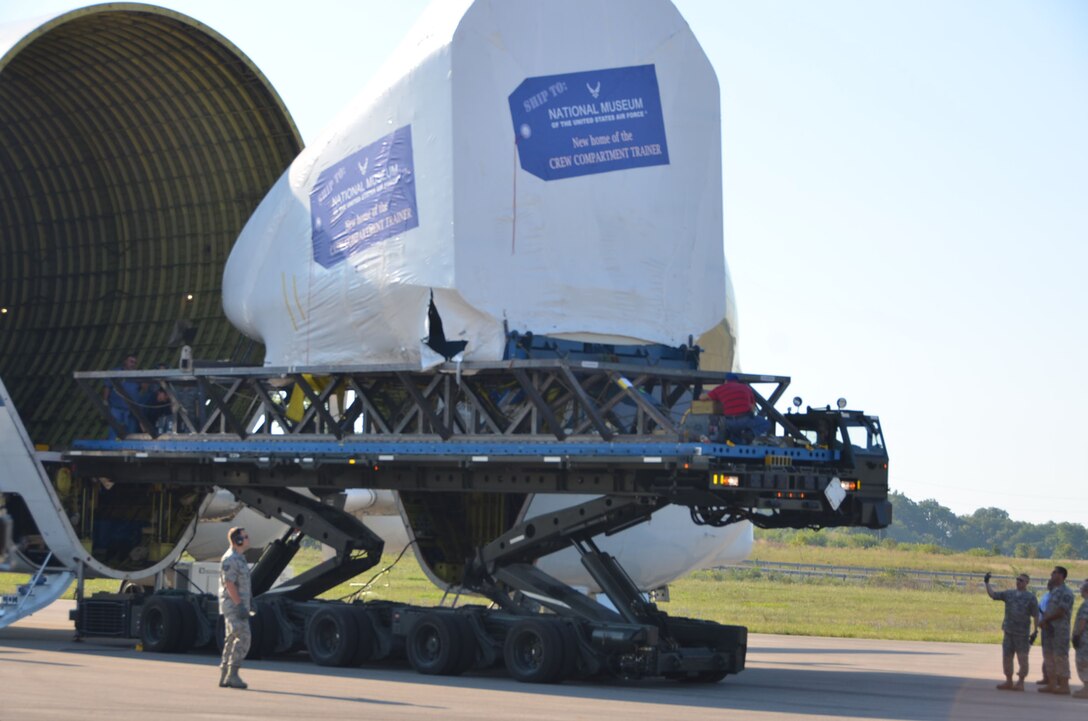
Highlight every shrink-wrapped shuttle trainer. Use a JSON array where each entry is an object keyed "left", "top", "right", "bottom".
[{"left": 224, "top": 0, "right": 737, "bottom": 370}]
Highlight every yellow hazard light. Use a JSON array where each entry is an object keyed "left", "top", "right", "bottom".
[
  {"left": 710, "top": 473, "right": 740, "bottom": 487},
  {"left": 840, "top": 480, "right": 861, "bottom": 492}
]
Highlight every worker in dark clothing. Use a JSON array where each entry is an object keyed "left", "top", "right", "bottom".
[
  {"left": 103, "top": 353, "right": 143, "bottom": 438},
  {"left": 144, "top": 364, "right": 172, "bottom": 433}
]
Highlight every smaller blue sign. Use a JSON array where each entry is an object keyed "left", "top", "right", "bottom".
[
  {"left": 508, "top": 64, "right": 669, "bottom": 181},
  {"left": 310, "top": 125, "right": 419, "bottom": 268}
]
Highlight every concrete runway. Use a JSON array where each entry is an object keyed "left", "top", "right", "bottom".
[{"left": 1, "top": 602, "right": 1086, "bottom": 721}]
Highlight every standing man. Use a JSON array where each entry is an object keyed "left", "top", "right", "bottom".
[
  {"left": 103, "top": 353, "right": 142, "bottom": 438},
  {"left": 219, "top": 527, "right": 253, "bottom": 689},
  {"left": 1072, "top": 579, "right": 1088, "bottom": 699},
  {"left": 1037, "top": 578, "right": 1055, "bottom": 687},
  {"left": 985, "top": 572, "right": 1039, "bottom": 690},
  {"left": 1039, "top": 565, "right": 1074, "bottom": 695}
]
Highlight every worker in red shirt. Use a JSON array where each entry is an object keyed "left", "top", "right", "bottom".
[
  {"left": 706, "top": 373, "right": 770, "bottom": 443},
  {"left": 707, "top": 374, "right": 757, "bottom": 416}
]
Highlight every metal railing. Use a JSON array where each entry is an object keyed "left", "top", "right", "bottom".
[{"left": 717, "top": 560, "right": 1050, "bottom": 592}]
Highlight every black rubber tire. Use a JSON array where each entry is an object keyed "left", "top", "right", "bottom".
[
  {"left": 349, "top": 606, "right": 377, "bottom": 665},
  {"left": 556, "top": 620, "right": 583, "bottom": 680},
  {"left": 306, "top": 605, "right": 360, "bottom": 667},
  {"left": 141, "top": 596, "right": 182, "bottom": 653},
  {"left": 170, "top": 597, "right": 198, "bottom": 652},
  {"left": 451, "top": 614, "right": 478, "bottom": 675},
  {"left": 406, "top": 612, "right": 463, "bottom": 675},
  {"left": 503, "top": 618, "right": 565, "bottom": 684},
  {"left": 254, "top": 601, "right": 279, "bottom": 657}
]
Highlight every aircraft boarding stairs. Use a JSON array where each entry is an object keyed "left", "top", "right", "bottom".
[{"left": 0, "top": 551, "right": 73, "bottom": 630}]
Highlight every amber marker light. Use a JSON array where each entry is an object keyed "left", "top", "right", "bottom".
[{"left": 710, "top": 473, "right": 740, "bottom": 487}]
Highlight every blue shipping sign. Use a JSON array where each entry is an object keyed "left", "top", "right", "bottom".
[
  {"left": 508, "top": 64, "right": 669, "bottom": 181},
  {"left": 310, "top": 125, "right": 419, "bottom": 268}
]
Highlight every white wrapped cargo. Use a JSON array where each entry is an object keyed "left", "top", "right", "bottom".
[{"left": 223, "top": 0, "right": 737, "bottom": 370}]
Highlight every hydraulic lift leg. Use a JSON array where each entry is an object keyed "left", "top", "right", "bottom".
[{"left": 233, "top": 487, "right": 385, "bottom": 601}]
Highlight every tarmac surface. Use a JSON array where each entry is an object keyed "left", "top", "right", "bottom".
[{"left": 2, "top": 601, "right": 1086, "bottom": 721}]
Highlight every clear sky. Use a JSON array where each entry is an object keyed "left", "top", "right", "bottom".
[{"left": 2, "top": 1, "right": 1086, "bottom": 525}]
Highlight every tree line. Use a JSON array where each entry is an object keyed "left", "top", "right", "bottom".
[{"left": 758, "top": 492, "right": 1088, "bottom": 559}]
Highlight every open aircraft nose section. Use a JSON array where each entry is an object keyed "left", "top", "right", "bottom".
[
  {"left": 0, "top": 3, "right": 301, "bottom": 580},
  {"left": 0, "top": 3, "right": 302, "bottom": 449}
]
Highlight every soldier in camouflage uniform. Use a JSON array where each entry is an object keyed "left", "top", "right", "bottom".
[
  {"left": 1036, "top": 578, "right": 1055, "bottom": 687},
  {"left": 219, "top": 527, "right": 253, "bottom": 690},
  {"left": 985, "top": 572, "right": 1039, "bottom": 690},
  {"left": 1038, "top": 566, "right": 1074, "bottom": 695},
  {"left": 1073, "top": 580, "right": 1088, "bottom": 699}
]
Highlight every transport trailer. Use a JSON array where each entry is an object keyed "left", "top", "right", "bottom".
[
  {"left": 71, "top": 482, "right": 754, "bottom": 682},
  {"left": 64, "top": 358, "right": 890, "bottom": 683}
]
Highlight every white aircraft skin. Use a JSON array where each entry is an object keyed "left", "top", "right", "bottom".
[
  {"left": 527, "top": 496, "right": 752, "bottom": 592},
  {"left": 185, "top": 489, "right": 411, "bottom": 562}
]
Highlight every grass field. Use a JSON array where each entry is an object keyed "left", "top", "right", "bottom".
[{"left": 4, "top": 540, "right": 1085, "bottom": 644}]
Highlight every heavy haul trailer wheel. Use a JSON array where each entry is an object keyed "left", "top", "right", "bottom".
[
  {"left": 306, "top": 605, "right": 359, "bottom": 667},
  {"left": 556, "top": 621, "right": 587, "bottom": 680},
  {"left": 348, "top": 606, "right": 378, "bottom": 665},
  {"left": 137, "top": 595, "right": 208, "bottom": 653},
  {"left": 172, "top": 597, "right": 199, "bottom": 652},
  {"left": 503, "top": 618, "right": 567, "bottom": 684},
  {"left": 450, "top": 615, "right": 479, "bottom": 675},
  {"left": 141, "top": 596, "right": 182, "bottom": 653},
  {"left": 406, "top": 611, "right": 472, "bottom": 676}
]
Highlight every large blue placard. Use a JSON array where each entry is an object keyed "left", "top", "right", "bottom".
[
  {"left": 508, "top": 64, "right": 669, "bottom": 181},
  {"left": 310, "top": 125, "right": 419, "bottom": 268}
]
